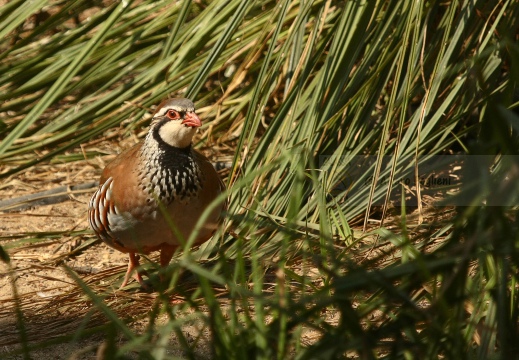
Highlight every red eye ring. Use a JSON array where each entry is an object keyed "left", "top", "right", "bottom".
[{"left": 166, "top": 109, "right": 180, "bottom": 119}]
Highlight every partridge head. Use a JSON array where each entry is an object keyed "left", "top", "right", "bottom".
[{"left": 88, "top": 98, "right": 226, "bottom": 289}]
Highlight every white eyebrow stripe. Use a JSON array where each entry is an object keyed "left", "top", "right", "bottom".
[
  {"left": 155, "top": 108, "right": 169, "bottom": 117},
  {"left": 154, "top": 106, "right": 195, "bottom": 118}
]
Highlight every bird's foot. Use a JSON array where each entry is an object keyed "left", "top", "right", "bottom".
[{"left": 119, "top": 253, "right": 151, "bottom": 290}]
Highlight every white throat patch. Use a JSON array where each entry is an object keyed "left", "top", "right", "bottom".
[{"left": 158, "top": 121, "right": 197, "bottom": 149}]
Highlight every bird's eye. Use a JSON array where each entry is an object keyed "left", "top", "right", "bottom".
[{"left": 166, "top": 109, "right": 180, "bottom": 119}]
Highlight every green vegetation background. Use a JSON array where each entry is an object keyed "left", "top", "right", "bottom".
[{"left": 1, "top": 0, "right": 518, "bottom": 358}]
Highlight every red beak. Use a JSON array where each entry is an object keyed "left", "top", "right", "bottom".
[{"left": 182, "top": 112, "right": 202, "bottom": 128}]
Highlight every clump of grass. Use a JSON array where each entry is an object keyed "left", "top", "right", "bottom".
[{"left": 1, "top": 0, "right": 518, "bottom": 358}]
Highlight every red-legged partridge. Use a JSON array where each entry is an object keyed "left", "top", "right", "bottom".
[{"left": 88, "top": 98, "right": 225, "bottom": 289}]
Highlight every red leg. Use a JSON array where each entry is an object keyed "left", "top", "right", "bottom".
[
  {"left": 160, "top": 245, "right": 176, "bottom": 267},
  {"left": 159, "top": 245, "right": 176, "bottom": 284},
  {"left": 120, "top": 253, "right": 145, "bottom": 288}
]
